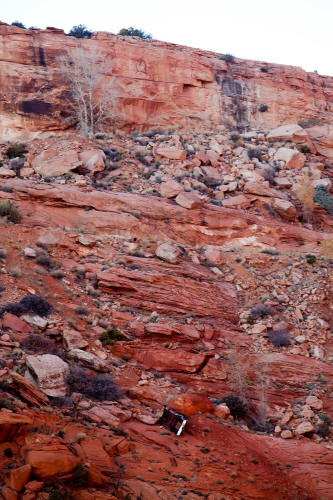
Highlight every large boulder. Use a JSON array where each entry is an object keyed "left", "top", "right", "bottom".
[
  {"left": 155, "top": 243, "right": 180, "bottom": 264},
  {"left": 25, "top": 441, "right": 79, "bottom": 479},
  {"left": 168, "top": 392, "right": 214, "bottom": 416},
  {"left": 26, "top": 354, "right": 69, "bottom": 397},
  {"left": 31, "top": 149, "right": 82, "bottom": 177},
  {"left": 307, "top": 125, "right": 333, "bottom": 160},
  {"left": 275, "top": 148, "right": 306, "bottom": 169},
  {"left": 267, "top": 124, "right": 303, "bottom": 141},
  {"left": 79, "top": 149, "right": 106, "bottom": 174}
]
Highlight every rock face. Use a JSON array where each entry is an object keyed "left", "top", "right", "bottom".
[{"left": 1, "top": 23, "right": 333, "bottom": 138}]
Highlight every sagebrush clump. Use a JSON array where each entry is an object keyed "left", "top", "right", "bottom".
[
  {"left": 1, "top": 295, "right": 52, "bottom": 317},
  {"left": 0, "top": 200, "right": 21, "bottom": 224}
]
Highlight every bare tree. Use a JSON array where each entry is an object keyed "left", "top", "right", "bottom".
[
  {"left": 58, "top": 47, "right": 115, "bottom": 137},
  {"left": 296, "top": 172, "right": 315, "bottom": 223}
]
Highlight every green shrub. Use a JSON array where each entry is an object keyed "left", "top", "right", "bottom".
[
  {"left": 314, "top": 185, "right": 333, "bottom": 215},
  {"left": 258, "top": 104, "right": 268, "bottom": 112},
  {"left": 5, "top": 143, "right": 27, "bottom": 159},
  {"left": 0, "top": 200, "right": 21, "bottom": 224},
  {"left": 118, "top": 27, "right": 152, "bottom": 39},
  {"left": 298, "top": 144, "right": 311, "bottom": 154},
  {"left": 99, "top": 326, "right": 123, "bottom": 345},
  {"left": 11, "top": 21, "right": 26, "bottom": 29},
  {"left": 230, "top": 134, "right": 240, "bottom": 142},
  {"left": 224, "top": 53, "right": 235, "bottom": 63},
  {"left": 306, "top": 254, "right": 316, "bottom": 264},
  {"left": 68, "top": 24, "right": 92, "bottom": 38}
]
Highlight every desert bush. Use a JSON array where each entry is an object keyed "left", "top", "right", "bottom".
[
  {"left": 298, "top": 144, "right": 311, "bottom": 154},
  {"left": 224, "top": 53, "right": 235, "bottom": 63},
  {"left": 118, "top": 27, "right": 152, "bottom": 39},
  {"left": 261, "top": 167, "right": 276, "bottom": 185},
  {"left": 251, "top": 304, "right": 275, "bottom": 319},
  {"left": 230, "top": 133, "right": 240, "bottom": 142},
  {"left": 313, "top": 185, "right": 333, "bottom": 215},
  {"left": 11, "top": 21, "right": 26, "bottom": 29},
  {"left": 260, "top": 67, "right": 268, "bottom": 73},
  {"left": 75, "top": 306, "right": 88, "bottom": 315},
  {"left": 0, "top": 200, "right": 21, "bottom": 224},
  {"left": 306, "top": 254, "right": 316, "bottom": 264},
  {"left": 258, "top": 104, "right": 268, "bottom": 112},
  {"left": 99, "top": 326, "right": 124, "bottom": 345},
  {"left": 268, "top": 328, "right": 291, "bottom": 346},
  {"left": 50, "top": 270, "right": 65, "bottom": 280},
  {"left": 66, "top": 364, "right": 122, "bottom": 401},
  {"left": 316, "top": 422, "right": 330, "bottom": 438},
  {"left": 21, "top": 334, "right": 56, "bottom": 354},
  {"left": 68, "top": 24, "right": 92, "bottom": 38},
  {"left": 35, "top": 251, "right": 59, "bottom": 270},
  {"left": 247, "top": 148, "right": 262, "bottom": 161},
  {"left": 5, "top": 143, "right": 27, "bottom": 159},
  {"left": 221, "top": 395, "right": 247, "bottom": 419},
  {"left": 86, "top": 374, "right": 122, "bottom": 401},
  {"left": 1, "top": 294, "right": 52, "bottom": 317}
]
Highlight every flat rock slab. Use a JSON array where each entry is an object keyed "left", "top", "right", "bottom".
[{"left": 26, "top": 354, "right": 69, "bottom": 397}]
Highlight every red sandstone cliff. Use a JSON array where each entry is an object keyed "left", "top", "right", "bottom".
[{"left": 1, "top": 22, "right": 333, "bottom": 138}]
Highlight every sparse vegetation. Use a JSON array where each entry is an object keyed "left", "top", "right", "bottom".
[
  {"left": 5, "top": 143, "right": 27, "bottom": 159},
  {"left": 0, "top": 200, "right": 21, "bottom": 224},
  {"left": 11, "top": 21, "right": 26, "bottom": 29},
  {"left": 251, "top": 304, "right": 275, "bottom": 319},
  {"left": 68, "top": 24, "right": 92, "bottom": 38},
  {"left": 118, "top": 27, "right": 152, "bottom": 39},
  {"left": 99, "top": 326, "right": 124, "bottom": 345},
  {"left": 220, "top": 395, "right": 247, "bottom": 419},
  {"left": 267, "top": 328, "right": 291, "bottom": 347},
  {"left": 224, "top": 54, "right": 235, "bottom": 63},
  {"left": 67, "top": 365, "right": 122, "bottom": 401},
  {"left": 298, "top": 144, "right": 311, "bottom": 154},
  {"left": 296, "top": 173, "right": 315, "bottom": 221},
  {"left": 313, "top": 185, "right": 333, "bottom": 215},
  {"left": 258, "top": 104, "right": 268, "bottom": 112},
  {"left": 1, "top": 294, "right": 52, "bottom": 317}
]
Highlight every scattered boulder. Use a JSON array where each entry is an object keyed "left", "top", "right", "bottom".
[
  {"left": 275, "top": 148, "right": 305, "bottom": 169},
  {"left": 79, "top": 149, "right": 106, "bottom": 174},
  {"left": 267, "top": 124, "right": 303, "bottom": 141},
  {"left": 0, "top": 167, "right": 16, "bottom": 178},
  {"left": 271, "top": 198, "right": 296, "bottom": 220},
  {"left": 25, "top": 441, "right": 79, "bottom": 479},
  {"left": 215, "top": 403, "right": 231, "bottom": 419},
  {"left": 155, "top": 147, "right": 186, "bottom": 161},
  {"left": 159, "top": 180, "right": 182, "bottom": 198},
  {"left": 63, "top": 329, "right": 88, "bottom": 351},
  {"left": 5, "top": 465, "right": 31, "bottom": 492},
  {"left": 295, "top": 421, "right": 315, "bottom": 436},
  {"left": 175, "top": 191, "right": 202, "bottom": 209},
  {"left": 168, "top": 392, "right": 214, "bottom": 417},
  {"left": 67, "top": 349, "right": 110, "bottom": 371},
  {"left": 155, "top": 243, "right": 180, "bottom": 264},
  {"left": 31, "top": 149, "right": 82, "bottom": 177},
  {"left": 26, "top": 354, "right": 69, "bottom": 397}
]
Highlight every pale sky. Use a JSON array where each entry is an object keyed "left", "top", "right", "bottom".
[{"left": 2, "top": 0, "right": 332, "bottom": 76}]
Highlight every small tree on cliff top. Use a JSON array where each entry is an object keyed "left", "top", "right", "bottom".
[
  {"left": 118, "top": 27, "right": 152, "bottom": 39},
  {"left": 58, "top": 48, "right": 116, "bottom": 138}
]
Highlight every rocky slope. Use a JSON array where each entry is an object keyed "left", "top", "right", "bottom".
[
  {"left": 1, "top": 22, "right": 333, "bottom": 138},
  {"left": 0, "top": 23, "right": 333, "bottom": 500}
]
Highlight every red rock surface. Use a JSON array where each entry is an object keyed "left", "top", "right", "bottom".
[{"left": 1, "top": 23, "right": 333, "bottom": 138}]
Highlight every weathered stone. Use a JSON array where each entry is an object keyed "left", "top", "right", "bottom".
[
  {"left": 281, "top": 430, "right": 293, "bottom": 439},
  {"left": 0, "top": 167, "right": 16, "bottom": 178},
  {"left": 63, "top": 329, "right": 88, "bottom": 351},
  {"left": 21, "top": 315, "right": 48, "bottom": 330},
  {"left": 155, "top": 148, "right": 186, "bottom": 161},
  {"left": 26, "top": 354, "right": 69, "bottom": 397},
  {"left": 80, "top": 149, "right": 105, "bottom": 174},
  {"left": 295, "top": 421, "right": 315, "bottom": 436},
  {"left": 275, "top": 148, "right": 305, "bottom": 169},
  {"left": 67, "top": 349, "right": 109, "bottom": 371},
  {"left": 159, "top": 180, "right": 182, "bottom": 198},
  {"left": 25, "top": 442, "right": 79, "bottom": 479},
  {"left": 244, "top": 182, "right": 282, "bottom": 198},
  {"left": 5, "top": 465, "right": 31, "bottom": 491},
  {"left": 155, "top": 243, "right": 180, "bottom": 264},
  {"left": 271, "top": 198, "right": 296, "bottom": 220},
  {"left": 24, "top": 247, "right": 37, "bottom": 258},
  {"left": 168, "top": 393, "right": 214, "bottom": 416},
  {"left": 305, "top": 395, "right": 323, "bottom": 410},
  {"left": 31, "top": 149, "right": 81, "bottom": 176},
  {"left": 175, "top": 191, "right": 202, "bottom": 209},
  {"left": 214, "top": 403, "right": 231, "bottom": 419},
  {"left": 267, "top": 124, "right": 303, "bottom": 141}
]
